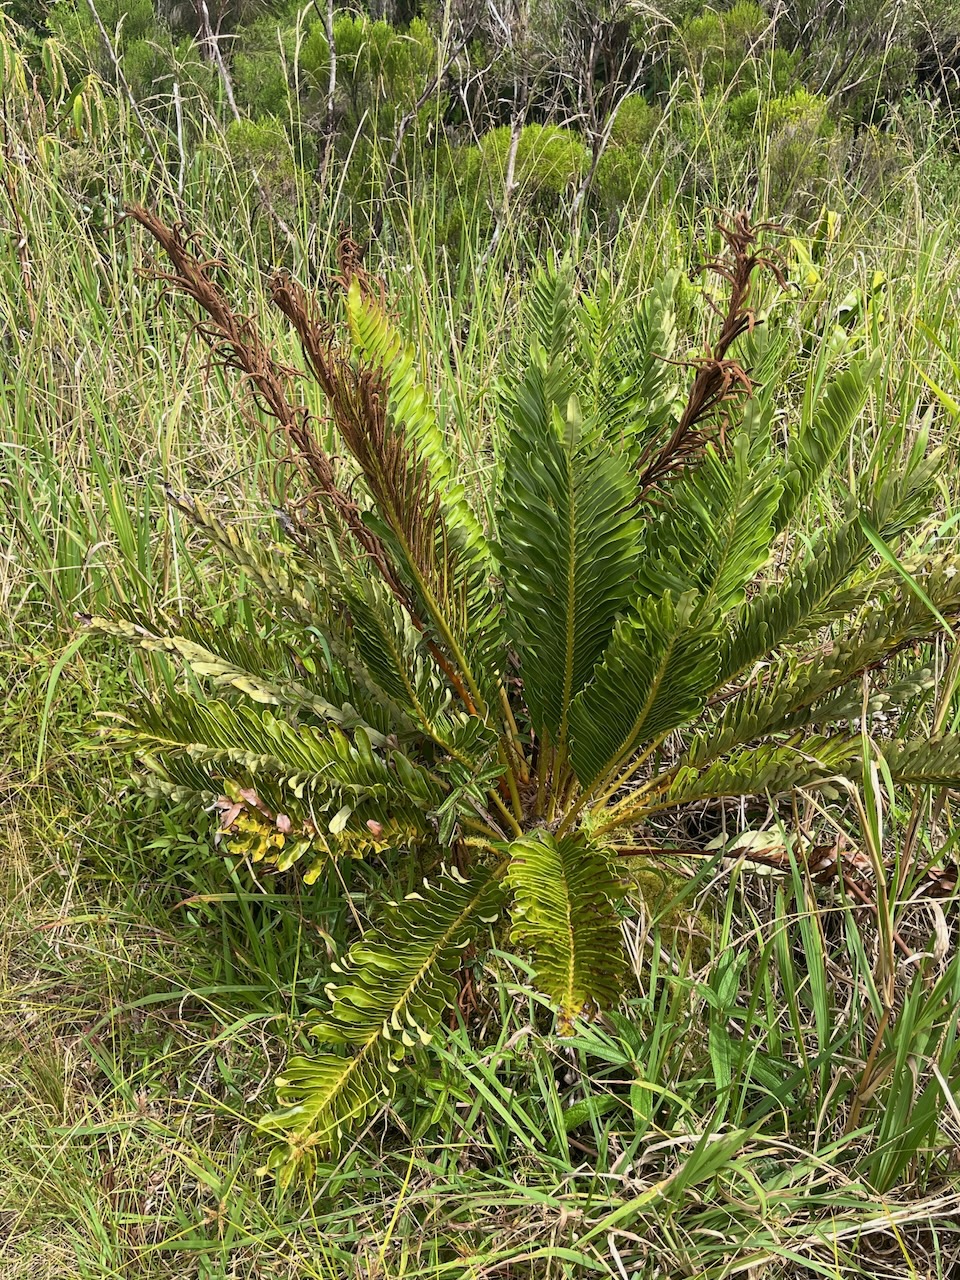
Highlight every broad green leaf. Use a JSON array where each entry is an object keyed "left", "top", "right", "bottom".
[{"left": 569, "top": 591, "right": 720, "bottom": 789}]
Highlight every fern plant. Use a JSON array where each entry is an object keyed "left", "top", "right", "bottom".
[{"left": 90, "top": 207, "right": 960, "bottom": 1180}]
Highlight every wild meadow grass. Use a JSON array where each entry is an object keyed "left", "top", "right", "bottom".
[{"left": 4, "top": 22, "right": 960, "bottom": 1278}]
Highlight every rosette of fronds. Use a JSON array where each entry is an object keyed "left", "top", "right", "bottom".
[{"left": 88, "top": 206, "right": 960, "bottom": 1180}]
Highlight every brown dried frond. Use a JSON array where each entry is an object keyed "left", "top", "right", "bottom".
[
  {"left": 126, "top": 204, "right": 302, "bottom": 429},
  {"left": 636, "top": 210, "right": 788, "bottom": 501},
  {"left": 124, "top": 204, "right": 405, "bottom": 594},
  {"left": 271, "top": 266, "right": 454, "bottom": 611},
  {"left": 128, "top": 204, "right": 478, "bottom": 711}
]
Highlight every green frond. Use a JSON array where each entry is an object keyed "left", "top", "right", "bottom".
[
  {"left": 882, "top": 735, "right": 960, "bottom": 787},
  {"left": 138, "top": 751, "right": 427, "bottom": 877},
  {"left": 637, "top": 432, "right": 782, "bottom": 615},
  {"left": 776, "top": 358, "right": 879, "bottom": 529},
  {"left": 507, "top": 831, "right": 624, "bottom": 1029},
  {"left": 260, "top": 1047, "right": 391, "bottom": 1186},
  {"left": 591, "top": 271, "right": 680, "bottom": 461},
  {"left": 116, "top": 693, "right": 445, "bottom": 816},
  {"left": 782, "top": 668, "right": 934, "bottom": 732},
  {"left": 498, "top": 391, "right": 641, "bottom": 745},
  {"left": 137, "top": 751, "right": 223, "bottom": 804},
  {"left": 714, "top": 459, "right": 939, "bottom": 692},
  {"left": 346, "top": 281, "right": 491, "bottom": 568},
  {"left": 261, "top": 863, "right": 506, "bottom": 1171},
  {"left": 341, "top": 578, "right": 443, "bottom": 727},
  {"left": 649, "top": 729, "right": 960, "bottom": 821},
  {"left": 84, "top": 613, "right": 395, "bottom": 745},
  {"left": 715, "top": 519, "right": 866, "bottom": 689},
  {"left": 164, "top": 490, "right": 333, "bottom": 626},
  {"left": 569, "top": 591, "right": 720, "bottom": 790},
  {"left": 644, "top": 736, "right": 861, "bottom": 817},
  {"left": 695, "top": 557, "right": 960, "bottom": 766},
  {"left": 524, "top": 259, "right": 579, "bottom": 364}
]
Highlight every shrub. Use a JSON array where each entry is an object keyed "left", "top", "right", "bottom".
[
  {"left": 231, "top": 15, "right": 295, "bottom": 119},
  {"left": 458, "top": 123, "right": 591, "bottom": 224},
  {"left": 224, "top": 116, "right": 301, "bottom": 214},
  {"left": 679, "top": 2, "right": 798, "bottom": 95},
  {"left": 596, "top": 95, "right": 662, "bottom": 211},
  {"left": 300, "top": 13, "right": 437, "bottom": 136},
  {"left": 48, "top": 0, "right": 157, "bottom": 70},
  {"left": 765, "top": 87, "right": 838, "bottom": 211},
  {"left": 91, "top": 208, "right": 960, "bottom": 1183}
]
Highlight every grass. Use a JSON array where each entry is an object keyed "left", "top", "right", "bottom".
[{"left": 5, "top": 16, "right": 960, "bottom": 1278}]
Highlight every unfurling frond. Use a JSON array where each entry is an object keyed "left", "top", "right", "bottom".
[
  {"left": 507, "top": 831, "right": 624, "bottom": 1029},
  {"left": 261, "top": 864, "right": 505, "bottom": 1177}
]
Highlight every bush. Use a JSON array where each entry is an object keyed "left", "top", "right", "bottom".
[
  {"left": 460, "top": 122, "right": 591, "bottom": 220},
  {"left": 596, "top": 95, "right": 662, "bottom": 211},
  {"left": 300, "top": 14, "right": 437, "bottom": 136},
  {"left": 679, "top": 1, "right": 798, "bottom": 95},
  {"left": 225, "top": 116, "right": 299, "bottom": 210},
  {"left": 231, "top": 14, "right": 295, "bottom": 119},
  {"left": 765, "top": 87, "right": 838, "bottom": 211}
]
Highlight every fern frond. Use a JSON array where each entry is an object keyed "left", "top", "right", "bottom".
[
  {"left": 341, "top": 578, "right": 444, "bottom": 726},
  {"left": 138, "top": 751, "right": 426, "bottom": 876},
  {"left": 163, "top": 490, "right": 334, "bottom": 626},
  {"left": 643, "top": 736, "right": 861, "bottom": 817},
  {"left": 569, "top": 592, "right": 720, "bottom": 790},
  {"left": 714, "top": 459, "right": 938, "bottom": 692},
  {"left": 498, "top": 391, "right": 641, "bottom": 746},
  {"left": 695, "top": 557, "right": 960, "bottom": 766},
  {"left": 261, "top": 864, "right": 505, "bottom": 1167},
  {"left": 591, "top": 271, "right": 680, "bottom": 461},
  {"left": 642, "top": 730, "right": 960, "bottom": 821},
  {"left": 507, "top": 831, "right": 623, "bottom": 1029},
  {"left": 882, "top": 735, "right": 960, "bottom": 787},
  {"left": 116, "top": 693, "right": 445, "bottom": 815},
  {"left": 789, "top": 668, "right": 934, "bottom": 730}
]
